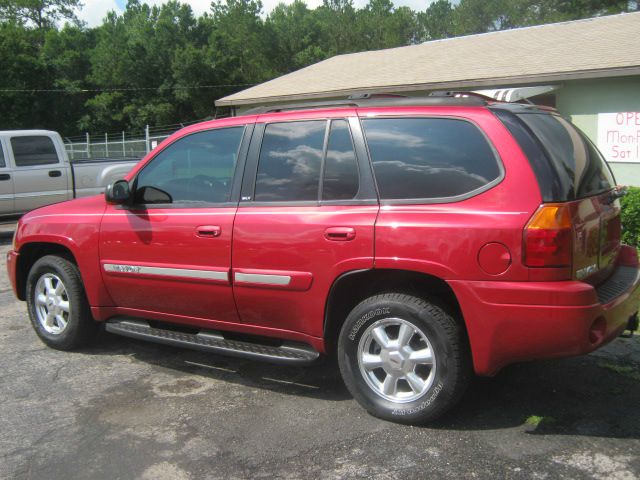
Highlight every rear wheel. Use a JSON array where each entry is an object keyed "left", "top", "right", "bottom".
[
  {"left": 26, "top": 255, "right": 97, "bottom": 350},
  {"left": 338, "top": 293, "right": 471, "bottom": 424}
]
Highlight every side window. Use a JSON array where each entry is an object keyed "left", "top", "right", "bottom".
[
  {"left": 254, "top": 121, "right": 326, "bottom": 202},
  {"left": 11, "top": 136, "right": 59, "bottom": 167},
  {"left": 362, "top": 118, "right": 501, "bottom": 200},
  {"left": 322, "top": 120, "right": 359, "bottom": 201},
  {"left": 135, "top": 126, "right": 244, "bottom": 205},
  {"left": 0, "top": 141, "right": 5, "bottom": 168}
]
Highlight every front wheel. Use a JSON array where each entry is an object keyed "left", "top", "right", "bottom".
[
  {"left": 26, "top": 255, "right": 97, "bottom": 350},
  {"left": 337, "top": 293, "right": 471, "bottom": 424}
]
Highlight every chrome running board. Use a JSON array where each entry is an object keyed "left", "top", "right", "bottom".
[{"left": 105, "top": 318, "right": 320, "bottom": 365}]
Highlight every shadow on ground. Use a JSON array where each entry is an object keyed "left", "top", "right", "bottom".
[{"left": 78, "top": 328, "right": 640, "bottom": 439}]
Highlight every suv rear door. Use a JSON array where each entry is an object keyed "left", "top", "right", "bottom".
[{"left": 231, "top": 111, "right": 378, "bottom": 339}]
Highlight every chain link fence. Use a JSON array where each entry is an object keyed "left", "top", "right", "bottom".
[{"left": 63, "top": 119, "right": 207, "bottom": 161}]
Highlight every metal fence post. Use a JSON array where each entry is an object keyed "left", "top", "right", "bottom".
[
  {"left": 145, "top": 125, "right": 150, "bottom": 154},
  {"left": 122, "top": 131, "right": 126, "bottom": 158},
  {"left": 105, "top": 133, "right": 109, "bottom": 158},
  {"left": 65, "top": 139, "right": 73, "bottom": 160},
  {"left": 86, "top": 132, "right": 91, "bottom": 158}
]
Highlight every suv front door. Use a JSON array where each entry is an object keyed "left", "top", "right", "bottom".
[
  {"left": 231, "top": 113, "right": 379, "bottom": 339},
  {"left": 99, "top": 124, "right": 252, "bottom": 326}
]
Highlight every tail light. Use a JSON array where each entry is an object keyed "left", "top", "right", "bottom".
[{"left": 524, "top": 204, "right": 572, "bottom": 267}]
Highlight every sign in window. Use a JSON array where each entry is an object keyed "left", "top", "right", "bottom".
[{"left": 597, "top": 112, "right": 640, "bottom": 163}]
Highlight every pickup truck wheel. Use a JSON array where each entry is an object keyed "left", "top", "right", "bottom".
[
  {"left": 26, "top": 255, "right": 97, "bottom": 350},
  {"left": 337, "top": 293, "right": 471, "bottom": 424}
]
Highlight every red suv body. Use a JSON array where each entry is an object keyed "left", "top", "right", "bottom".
[{"left": 7, "top": 96, "right": 640, "bottom": 424}]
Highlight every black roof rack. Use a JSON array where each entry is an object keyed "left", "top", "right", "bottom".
[{"left": 242, "top": 91, "right": 491, "bottom": 116}]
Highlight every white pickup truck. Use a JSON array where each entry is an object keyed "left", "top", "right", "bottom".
[{"left": 0, "top": 130, "right": 139, "bottom": 217}]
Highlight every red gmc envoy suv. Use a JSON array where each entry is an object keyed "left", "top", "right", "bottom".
[{"left": 7, "top": 94, "right": 640, "bottom": 424}]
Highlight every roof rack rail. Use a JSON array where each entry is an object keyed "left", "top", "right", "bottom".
[{"left": 242, "top": 91, "right": 490, "bottom": 116}]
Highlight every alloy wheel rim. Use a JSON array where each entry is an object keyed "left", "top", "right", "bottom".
[
  {"left": 34, "top": 273, "right": 71, "bottom": 335},
  {"left": 357, "top": 317, "right": 437, "bottom": 403}
]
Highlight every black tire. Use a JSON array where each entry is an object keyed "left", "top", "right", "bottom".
[
  {"left": 25, "top": 255, "right": 97, "bottom": 350},
  {"left": 337, "top": 293, "right": 471, "bottom": 424}
]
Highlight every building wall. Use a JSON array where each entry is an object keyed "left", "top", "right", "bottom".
[{"left": 556, "top": 76, "right": 640, "bottom": 186}]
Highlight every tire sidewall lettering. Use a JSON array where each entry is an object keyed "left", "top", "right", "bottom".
[
  {"left": 348, "top": 307, "right": 391, "bottom": 341},
  {"left": 391, "top": 381, "right": 443, "bottom": 416}
]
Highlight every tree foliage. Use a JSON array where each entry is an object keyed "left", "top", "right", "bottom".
[{"left": 0, "top": 0, "right": 636, "bottom": 135}]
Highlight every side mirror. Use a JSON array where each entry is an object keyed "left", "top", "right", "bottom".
[{"left": 105, "top": 180, "right": 131, "bottom": 205}]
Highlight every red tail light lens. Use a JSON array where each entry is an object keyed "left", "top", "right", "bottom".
[{"left": 524, "top": 204, "right": 572, "bottom": 267}]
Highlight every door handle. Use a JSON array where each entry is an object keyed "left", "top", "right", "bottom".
[
  {"left": 49, "top": 170, "right": 62, "bottom": 177},
  {"left": 325, "top": 227, "right": 356, "bottom": 241},
  {"left": 0, "top": 173, "right": 10, "bottom": 181},
  {"left": 196, "top": 225, "right": 221, "bottom": 238}
]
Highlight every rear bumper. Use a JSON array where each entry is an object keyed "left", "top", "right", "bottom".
[
  {"left": 6, "top": 250, "right": 19, "bottom": 298},
  {"left": 449, "top": 249, "right": 640, "bottom": 376}
]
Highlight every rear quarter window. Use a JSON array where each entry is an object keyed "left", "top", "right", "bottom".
[
  {"left": 362, "top": 117, "right": 501, "bottom": 201},
  {"left": 515, "top": 113, "right": 615, "bottom": 199}
]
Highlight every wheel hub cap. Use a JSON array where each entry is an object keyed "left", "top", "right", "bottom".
[
  {"left": 34, "top": 273, "right": 70, "bottom": 335},
  {"left": 357, "top": 317, "right": 437, "bottom": 403}
]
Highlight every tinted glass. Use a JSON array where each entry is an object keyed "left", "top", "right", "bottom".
[
  {"left": 0, "top": 142, "right": 5, "bottom": 168},
  {"left": 322, "top": 120, "right": 359, "bottom": 201},
  {"left": 363, "top": 118, "right": 500, "bottom": 200},
  {"left": 255, "top": 121, "right": 326, "bottom": 202},
  {"left": 11, "top": 136, "right": 59, "bottom": 167},
  {"left": 135, "top": 127, "right": 244, "bottom": 204},
  {"left": 517, "top": 113, "right": 614, "bottom": 198}
]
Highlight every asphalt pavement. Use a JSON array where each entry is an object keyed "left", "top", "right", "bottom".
[{"left": 0, "top": 236, "right": 639, "bottom": 480}]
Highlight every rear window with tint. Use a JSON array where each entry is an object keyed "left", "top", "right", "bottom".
[
  {"left": 516, "top": 113, "right": 614, "bottom": 199},
  {"left": 11, "top": 136, "right": 59, "bottom": 167},
  {"left": 362, "top": 118, "right": 501, "bottom": 201}
]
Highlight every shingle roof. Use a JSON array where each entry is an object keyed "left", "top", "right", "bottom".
[{"left": 216, "top": 12, "right": 640, "bottom": 107}]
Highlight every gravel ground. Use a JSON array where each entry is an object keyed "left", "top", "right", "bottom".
[{"left": 0, "top": 236, "right": 639, "bottom": 480}]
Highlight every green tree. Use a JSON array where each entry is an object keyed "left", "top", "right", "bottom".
[
  {"left": 314, "top": 0, "right": 361, "bottom": 55},
  {"left": 0, "top": 0, "right": 81, "bottom": 29},
  {"left": 358, "top": 0, "right": 418, "bottom": 50},
  {"left": 1, "top": 0, "right": 638, "bottom": 136},
  {"left": 419, "top": 0, "right": 455, "bottom": 40},
  {"left": 85, "top": 0, "right": 203, "bottom": 131},
  {"left": 210, "top": 0, "right": 272, "bottom": 84},
  {"left": 266, "top": 0, "right": 326, "bottom": 73}
]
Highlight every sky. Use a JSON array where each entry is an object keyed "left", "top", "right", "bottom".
[{"left": 77, "top": 0, "right": 434, "bottom": 27}]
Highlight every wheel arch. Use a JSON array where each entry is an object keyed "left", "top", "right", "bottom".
[
  {"left": 324, "top": 268, "right": 466, "bottom": 357},
  {"left": 15, "top": 242, "right": 78, "bottom": 301}
]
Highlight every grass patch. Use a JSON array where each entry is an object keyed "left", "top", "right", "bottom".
[
  {"left": 598, "top": 362, "right": 640, "bottom": 381},
  {"left": 524, "top": 415, "right": 556, "bottom": 427}
]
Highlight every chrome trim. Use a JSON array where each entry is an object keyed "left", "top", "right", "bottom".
[
  {"left": 234, "top": 272, "right": 291, "bottom": 286},
  {"left": 103, "top": 263, "right": 228, "bottom": 281}
]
